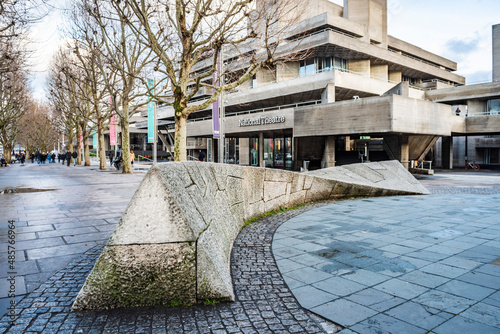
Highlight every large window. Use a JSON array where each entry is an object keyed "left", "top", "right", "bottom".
[
  {"left": 300, "top": 57, "right": 347, "bottom": 77},
  {"left": 487, "top": 99, "right": 500, "bottom": 115},
  {"left": 224, "top": 137, "right": 239, "bottom": 164}
]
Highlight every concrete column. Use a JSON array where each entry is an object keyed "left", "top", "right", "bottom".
[
  {"left": 322, "top": 136, "right": 336, "bottom": 168},
  {"left": 321, "top": 83, "right": 336, "bottom": 103},
  {"left": 389, "top": 71, "right": 402, "bottom": 82},
  {"left": 239, "top": 138, "right": 249, "bottom": 166},
  {"left": 259, "top": 133, "right": 264, "bottom": 167},
  {"left": 401, "top": 135, "right": 409, "bottom": 169},
  {"left": 348, "top": 59, "right": 371, "bottom": 77},
  {"left": 441, "top": 136, "right": 454, "bottom": 169},
  {"left": 371, "top": 63, "right": 388, "bottom": 81},
  {"left": 494, "top": 24, "right": 500, "bottom": 82}
]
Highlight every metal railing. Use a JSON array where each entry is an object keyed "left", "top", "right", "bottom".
[{"left": 411, "top": 160, "right": 433, "bottom": 170}]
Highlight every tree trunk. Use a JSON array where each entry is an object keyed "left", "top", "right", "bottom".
[
  {"left": 121, "top": 105, "right": 132, "bottom": 174},
  {"left": 4, "top": 144, "right": 13, "bottom": 163},
  {"left": 84, "top": 140, "right": 90, "bottom": 166},
  {"left": 75, "top": 127, "right": 81, "bottom": 165},
  {"left": 174, "top": 114, "right": 187, "bottom": 161},
  {"left": 97, "top": 121, "right": 106, "bottom": 170}
]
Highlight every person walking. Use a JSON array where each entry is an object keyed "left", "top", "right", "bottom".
[
  {"left": 198, "top": 150, "right": 205, "bottom": 162},
  {"left": 130, "top": 150, "right": 135, "bottom": 166},
  {"left": 66, "top": 151, "right": 71, "bottom": 167},
  {"left": 72, "top": 150, "right": 78, "bottom": 166},
  {"left": 47, "top": 152, "right": 52, "bottom": 163}
]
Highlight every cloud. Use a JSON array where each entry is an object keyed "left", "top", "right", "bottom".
[
  {"left": 445, "top": 37, "right": 480, "bottom": 56},
  {"left": 464, "top": 70, "right": 492, "bottom": 84}
]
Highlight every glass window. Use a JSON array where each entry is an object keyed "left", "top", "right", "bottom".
[
  {"left": 263, "top": 138, "right": 274, "bottom": 167},
  {"left": 224, "top": 137, "right": 239, "bottom": 164},
  {"left": 299, "top": 58, "right": 316, "bottom": 77},
  {"left": 249, "top": 138, "right": 259, "bottom": 166},
  {"left": 487, "top": 99, "right": 500, "bottom": 115}
]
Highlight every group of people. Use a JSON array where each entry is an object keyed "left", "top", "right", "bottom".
[{"left": 24, "top": 150, "right": 79, "bottom": 166}]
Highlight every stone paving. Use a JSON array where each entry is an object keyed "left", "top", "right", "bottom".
[
  {"left": 0, "top": 168, "right": 336, "bottom": 333},
  {"left": 274, "top": 171, "right": 500, "bottom": 333},
  {"left": 1, "top": 163, "right": 500, "bottom": 333},
  {"left": 0, "top": 162, "right": 145, "bottom": 319}
]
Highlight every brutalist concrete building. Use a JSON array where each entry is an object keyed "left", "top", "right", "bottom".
[{"left": 136, "top": 0, "right": 500, "bottom": 171}]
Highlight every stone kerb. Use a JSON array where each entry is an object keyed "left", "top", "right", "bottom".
[{"left": 72, "top": 161, "right": 427, "bottom": 311}]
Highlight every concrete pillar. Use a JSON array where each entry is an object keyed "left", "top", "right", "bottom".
[
  {"left": 322, "top": 136, "right": 336, "bottom": 168},
  {"left": 371, "top": 63, "right": 388, "bottom": 81},
  {"left": 259, "top": 133, "right": 264, "bottom": 167},
  {"left": 321, "top": 83, "right": 336, "bottom": 103},
  {"left": 389, "top": 71, "right": 402, "bottom": 83},
  {"left": 277, "top": 62, "right": 300, "bottom": 82},
  {"left": 239, "top": 138, "right": 249, "bottom": 166},
  {"left": 441, "top": 136, "right": 453, "bottom": 169},
  {"left": 401, "top": 135, "right": 409, "bottom": 169},
  {"left": 493, "top": 24, "right": 500, "bottom": 82},
  {"left": 348, "top": 59, "right": 370, "bottom": 77}
]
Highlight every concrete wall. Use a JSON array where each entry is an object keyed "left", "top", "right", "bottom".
[
  {"left": 494, "top": 24, "right": 500, "bottom": 81},
  {"left": 72, "top": 161, "right": 429, "bottom": 311},
  {"left": 277, "top": 62, "right": 300, "bottom": 82}
]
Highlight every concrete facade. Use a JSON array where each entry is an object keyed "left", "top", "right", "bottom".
[
  {"left": 494, "top": 24, "right": 500, "bottom": 82},
  {"left": 73, "top": 161, "right": 428, "bottom": 311},
  {"left": 133, "top": 1, "right": 499, "bottom": 171}
]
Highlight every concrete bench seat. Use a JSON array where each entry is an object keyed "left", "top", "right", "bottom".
[{"left": 72, "top": 161, "right": 428, "bottom": 310}]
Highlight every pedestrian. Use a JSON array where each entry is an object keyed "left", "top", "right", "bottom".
[
  {"left": 36, "top": 151, "right": 41, "bottom": 165},
  {"left": 0, "top": 154, "right": 7, "bottom": 167},
  {"left": 41, "top": 152, "right": 47, "bottom": 164},
  {"left": 198, "top": 150, "right": 205, "bottom": 162},
  {"left": 108, "top": 151, "right": 114, "bottom": 166},
  {"left": 20, "top": 152, "right": 25, "bottom": 164},
  {"left": 72, "top": 150, "right": 77, "bottom": 166},
  {"left": 130, "top": 150, "right": 135, "bottom": 166},
  {"left": 30, "top": 153, "right": 34, "bottom": 163},
  {"left": 66, "top": 151, "right": 71, "bottom": 167},
  {"left": 455, "top": 107, "right": 461, "bottom": 116},
  {"left": 47, "top": 152, "right": 52, "bottom": 163}
]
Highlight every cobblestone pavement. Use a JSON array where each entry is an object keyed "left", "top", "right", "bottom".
[
  {"left": 274, "top": 171, "right": 500, "bottom": 333},
  {"left": 0, "top": 200, "right": 338, "bottom": 333}
]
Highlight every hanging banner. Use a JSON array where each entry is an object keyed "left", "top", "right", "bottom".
[
  {"left": 110, "top": 96, "right": 116, "bottom": 146},
  {"left": 93, "top": 132, "right": 97, "bottom": 148},
  {"left": 148, "top": 79, "right": 155, "bottom": 143},
  {"left": 212, "top": 52, "right": 221, "bottom": 138}
]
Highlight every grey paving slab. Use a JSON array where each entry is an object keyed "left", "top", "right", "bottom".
[
  {"left": 310, "top": 299, "right": 378, "bottom": 327},
  {"left": 433, "top": 315, "right": 500, "bottom": 334},
  {"left": 384, "top": 301, "right": 453, "bottom": 331},
  {"left": 350, "top": 313, "right": 427, "bottom": 334},
  {"left": 436, "top": 279, "right": 496, "bottom": 301},
  {"left": 274, "top": 171, "right": 500, "bottom": 333},
  {"left": 312, "top": 277, "right": 367, "bottom": 297}
]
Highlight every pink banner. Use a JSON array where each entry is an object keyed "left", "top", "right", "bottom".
[{"left": 110, "top": 111, "right": 116, "bottom": 146}]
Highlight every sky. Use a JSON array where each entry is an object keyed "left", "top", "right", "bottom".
[{"left": 28, "top": 0, "right": 500, "bottom": 101}]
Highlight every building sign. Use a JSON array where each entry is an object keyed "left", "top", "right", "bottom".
[{"left": 239, "top": 116, "right": 286, "bottom": 127}]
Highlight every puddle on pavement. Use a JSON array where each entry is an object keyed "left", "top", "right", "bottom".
[{"left": 1, "top": 188, "right": 57, "bottom": 194}]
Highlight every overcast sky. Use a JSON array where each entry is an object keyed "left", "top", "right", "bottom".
[{"left": 29, "top": 0, "right": 500, "bottom": 101}]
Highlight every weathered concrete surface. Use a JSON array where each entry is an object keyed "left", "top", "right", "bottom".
[{"left": 73, "top": 161, "right": 428, "bottom": 310}]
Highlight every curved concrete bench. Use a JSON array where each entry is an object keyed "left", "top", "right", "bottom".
[{"left": 73, "top": 161, "right": 428, "bottom": 310}]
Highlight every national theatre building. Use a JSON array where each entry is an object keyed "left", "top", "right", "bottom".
[{"left": 136, "top": 0, "right": 500, "bottom": 171}]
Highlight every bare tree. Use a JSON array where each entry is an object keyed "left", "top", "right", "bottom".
[
  {"left": 0, "top": 63, "right": 28, "bottom": 162},
  {"left": 74, "top": 0, "right": 154, "bottom": 173},
  {"left": 116, "top": 0, "right": 301, "bottom": 161},
  {"left": 18, "top": 100, "right": 59, "bottom": 154},
  {"left": 47, "top": 49, "right": 79, "bottom": 160}
]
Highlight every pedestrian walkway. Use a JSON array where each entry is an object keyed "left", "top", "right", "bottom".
[
  {"left": 0, "top": 163, "right": 145, "bottom": 319},
  {"left": 1, "top": 164, "right": 500, "bottom": 333},
  {"left": 274, "top": 171, "right": 500, "bottom": 333}
]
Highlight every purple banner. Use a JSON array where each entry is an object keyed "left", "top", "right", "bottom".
[{"left": 212, "top": 52, "right": 221, "bottom": 138}]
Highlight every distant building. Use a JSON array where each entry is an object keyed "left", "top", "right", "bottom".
[{"left": 133, "top": 0, "right": 499, "bottom": 170}]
